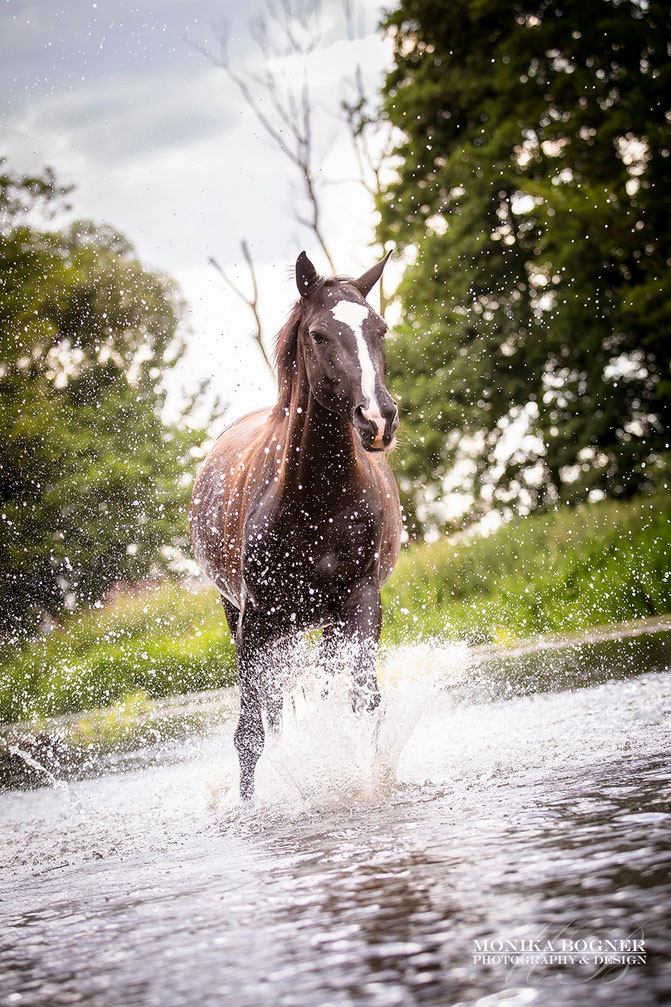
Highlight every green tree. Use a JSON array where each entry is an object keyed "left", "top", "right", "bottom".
[
  {"left": 378, "top": 0, "right": 671, "bottom": 535},
  {"left": 0, "top": 161, "right": 212, "bottom": 638}
]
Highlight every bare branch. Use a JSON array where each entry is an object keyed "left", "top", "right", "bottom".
[
  {"left": 209, "top": 250, "right": 275, "bottom": 376},
  {"left": 206, "top": 2, "right": 336, "bottom": 273},
  {"left": 195, "top": 0, "right": 398, "bottom": 367},
  {"left": 341, "top": 62, "right": 395, "bottom": 200},
  {"left": 337, "top": 11, "right": 401, "bottom": 315}
]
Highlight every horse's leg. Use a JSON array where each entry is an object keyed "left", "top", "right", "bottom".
[
  {"left": 318, "top": 624, "right": 342, "bottom": 698},
  {"left": 264, "top": 673, "right": 283, "bottom": 735},
  {"left": 338, "top": 576, "right": 383, "bottom": 714},
  {"left": 234, "top": 610, "right": 271, "bottom": 800}
]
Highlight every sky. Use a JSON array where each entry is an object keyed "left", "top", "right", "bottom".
[{"left": 2, "top": 0, "right": 394, "bottom": 422}]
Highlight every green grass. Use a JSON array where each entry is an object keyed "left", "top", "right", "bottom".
[
  {"left": 382, "top": 494, "right": 671, "bottom": 646},
  {"left": 1, "top": 494, "right": 669, "bottom": 724},
  {"left": 0, "top": 582, "right": 236, "bottom": 724}
]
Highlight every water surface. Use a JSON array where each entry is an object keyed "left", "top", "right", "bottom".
[{"left": 2, "top": 640, "right": 670, "bottom": 1006}]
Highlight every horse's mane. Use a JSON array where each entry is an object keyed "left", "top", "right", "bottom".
[
  {"left": 272, "top": 301, "right": 303, "bottom": 415},
  {"left": 272, "top": 277, "right": 348, "bottom": 415}
]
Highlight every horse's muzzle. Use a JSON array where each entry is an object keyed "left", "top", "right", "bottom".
[{"left": 353, "top": 404, "right": 399, "bottom": 453}]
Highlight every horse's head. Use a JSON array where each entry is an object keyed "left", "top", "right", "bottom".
[{"left": 294, "top": 251, "right": 399, "bottom": 453}]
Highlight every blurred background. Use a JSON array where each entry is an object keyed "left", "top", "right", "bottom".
[{"left": 1, "top": 0, "right": 670, "bottom": 728}]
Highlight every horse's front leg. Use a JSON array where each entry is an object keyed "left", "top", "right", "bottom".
[
  {"left": 336, "top": 575, "right": 383, "bottom": 714},
  {"left": 265, "top": 678, "right": 283, "bottom": 735},
  {"left": 234, "top": 610, "right": 276, "bottom": 801}
]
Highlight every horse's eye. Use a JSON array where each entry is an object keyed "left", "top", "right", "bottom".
[{"left": 310, "top": 331, "right": 326, "bottom": 345}]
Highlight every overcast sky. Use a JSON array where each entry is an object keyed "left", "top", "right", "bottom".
[{"left": 3, "top": 0, "right": 393, "bottom": 422}]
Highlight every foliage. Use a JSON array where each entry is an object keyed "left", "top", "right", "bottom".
[
  {"left": 382, "top": 494, "right": 671, "bottom": 645},
  {"left": 0, "top": 581, "right": 236, "bottom": 723},
  {"left": 0, "top": 161, "right": 212, "bottom": 637},
  {"left": 1, "top": 494, "right": 668, "bottom": 723},
  {"left": 378, "top": 0, "right": 671, "bottom": 533}
]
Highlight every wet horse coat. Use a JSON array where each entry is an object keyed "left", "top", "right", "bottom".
[{"left": 190, "top": 252, "right": 402, "bottom": 798}]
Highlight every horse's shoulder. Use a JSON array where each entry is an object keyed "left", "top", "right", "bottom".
[{"left": 358, "top": 448, "right": 398, "bottom": 497}]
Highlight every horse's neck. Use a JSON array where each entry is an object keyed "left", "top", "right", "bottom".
[{"left": 280, "top": 362, "right": 359, "bottom": 497}]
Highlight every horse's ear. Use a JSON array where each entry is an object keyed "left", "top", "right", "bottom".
[
  {"left": 296, "top": 251, "right": 321, "bottom": 298},
  {"left": 352, "top": 249, "right": 392, "bottom": 297}
]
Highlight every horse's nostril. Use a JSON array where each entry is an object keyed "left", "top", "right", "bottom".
[{"left": 354, "top": 404, "right": 375, "bottom": 431}]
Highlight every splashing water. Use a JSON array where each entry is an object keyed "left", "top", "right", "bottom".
[
  {"left": 208, "top": 639, "right": 468, "bottom": 813},
  {"left": 7, "top": 744, "right": 69, "bottom": 795}
]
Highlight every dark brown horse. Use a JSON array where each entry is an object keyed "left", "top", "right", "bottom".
[{"left": 190, "top": 251, "right": 402, "bottom": 798}]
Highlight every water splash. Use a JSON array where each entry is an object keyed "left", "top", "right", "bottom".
[
  {"left": 208, "top": 639, "right": 469, "bottom": 818},
  {"left": 3, "top": 666, "right": 670, "bottom": 1007},
  {"left": 7, "top": 743, "right": 69, "bottom": 795}
]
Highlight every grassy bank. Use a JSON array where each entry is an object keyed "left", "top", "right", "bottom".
[
  {"left": 1, "top": 495, "right": 669, "bottom": 724},
  {"left": 0, "top": 583, "right": 236, "bottom": 724},
  {"left": 383, "top": 494, "right": 671, "bottom": 646}
]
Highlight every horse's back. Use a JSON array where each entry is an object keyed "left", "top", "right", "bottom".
[{"left": 214, "top": 409, "right": 273, "bottom": 478}]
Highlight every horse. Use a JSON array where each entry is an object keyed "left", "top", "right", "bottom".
[{"left": 190, "top": 250, "right": 402, "bottom": 799}]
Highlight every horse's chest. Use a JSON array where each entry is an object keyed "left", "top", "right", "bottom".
[{"left": 243, "top": 500, "right": 380, "bottom": 615}]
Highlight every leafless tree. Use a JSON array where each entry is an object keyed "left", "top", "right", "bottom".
[
  {"left": 198, "top": 0, "right": 336, "bottom": 273},
  {"left": 340, "top": 63, "right": 396, "bottom": 314},
  {"left": 195, "top": 0, "right": 395, "bottom": 367},
  {"left": 208, "top": 242, "right": 274, "bottom": 374}
]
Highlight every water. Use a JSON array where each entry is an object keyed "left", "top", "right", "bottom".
[{"left": 1, "top": 641, "right": 671, "bottom": 1006}]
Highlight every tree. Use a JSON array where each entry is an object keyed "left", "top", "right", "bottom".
[
  {"left": 198, "top": 0, "right": 397, "bottom": 363},
  {"left": 0, "top": 162, "right": 211, "bottom": 638},
  {"left": 378, "top": 0, "right": 671, "bottom": 534}
]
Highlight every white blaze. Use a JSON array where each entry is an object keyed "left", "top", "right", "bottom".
[{"left": 331, "top": 300, "right": 381, "bottom": 424}]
